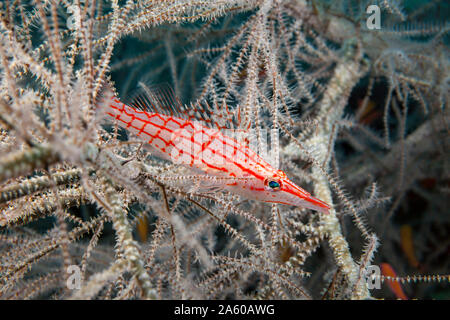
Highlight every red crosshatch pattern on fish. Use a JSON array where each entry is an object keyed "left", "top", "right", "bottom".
[{"left": 105, "top": 95, "right": 330, "bottom": 214}]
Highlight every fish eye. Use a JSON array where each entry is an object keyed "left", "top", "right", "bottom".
[{"left": 264, "top": 178, "right": 281, "bottom": 191}]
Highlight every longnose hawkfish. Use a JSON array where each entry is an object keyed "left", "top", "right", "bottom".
[{"left": 101, "top": 87, "right": 330, "bottom": 214}]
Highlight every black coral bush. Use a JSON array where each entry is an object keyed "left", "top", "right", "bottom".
[{"left": 0, "top": 0, "right": 448, "bottom": 300}]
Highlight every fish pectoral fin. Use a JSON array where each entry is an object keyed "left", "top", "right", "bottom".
[
  {"left": 189, "top": 185, "right": 224, "bottom": 194},
  {"left": 187, "top": 178, "right": 227, "bottom": 194},
  {"left": 158, "top": 173, "right": 229, "bottom": 194}
]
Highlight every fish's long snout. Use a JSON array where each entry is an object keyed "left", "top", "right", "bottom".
[
  {"left": 305, "top": 194, "right": 330, "bottom": 214},
  {"left": 284, "top": 180, "right": 330, "bottom": 214}
]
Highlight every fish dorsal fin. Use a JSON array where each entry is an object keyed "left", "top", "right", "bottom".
[
  {"left": 128, "top": 82, "right": 187, "bottom": 119},
  {"left": 127, "top": 82, "right": 239, "bottom": 132},
  {"left": 186, "top": 99, "right": 233, "bottom": 131}
]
